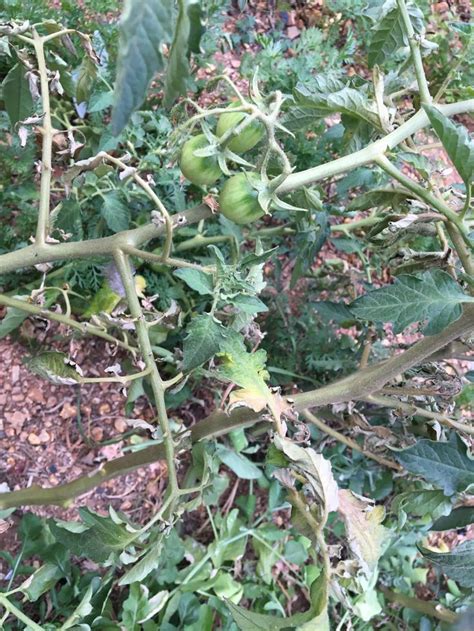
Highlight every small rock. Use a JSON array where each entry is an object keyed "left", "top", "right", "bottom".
[
  {"left": 28, "top": 432, "right": 42, "bottom": 446},
  {"left": 60, "top": 401, "right": 77, "bottom": 419},
  {"left": 5, "top": 410, "right": 29, "bottom": 432},
  {"left": 114, "top": 418, "right": 128, "bottom": 433},
  {"left": 91, "top": 427, "right": 104, "bottom": 442},
  {"left": 10, "top": 365, "right": 20, "bottom": 383},
  {"left": 38, "top": 429, "right": 50, "bottom": 443},
  {"left": 28, "top": 388, "right": 45, "bottom": 404}
]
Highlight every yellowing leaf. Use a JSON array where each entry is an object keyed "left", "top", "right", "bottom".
[
  {"left": 275, "top": 437, "right": 339, "bottom": 517},
  {"left": 217, "top": 331, "right": 290, "bottom": 423},
  {"left": 338, "top": 490, "right": 389, "bottom": 577}
]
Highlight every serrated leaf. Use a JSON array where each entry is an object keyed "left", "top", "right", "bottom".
[
  {"left": 350, "top": 269, "right": 474, "bottom": 334},
  {"left": 112, "top": 0, "right": 174, "bottom": 135},
  {"left": 163, "top": 0, "right": 203, "bottom": 108},
  {"left": 275, "top": 437, "right": 339, "bottom": 518},
  {"left": 216, "top": 331, "right": 290, "bottom": 422},
  {"left": 338, "top": 490, "right": 389, "bottom": 577},
  {"left": 420, "top": 541, "right": 474, "bottom": 588},
  {"left": 2, "top": 62, "right": 33, "bottom": 126},
  {"left": 423, "top": 105, "right": 474, "bottom": 187},
  {"left": 174, "top": 268, "right": 214, "bottom": 295},
  {"left": 295, "top": 83, "right": 381, "bottom": 129},
  {"left": 182, "top": 314, "right": 227, "bottom": 371},
  {"left": 395, "top": 434, "right": 474, "bottom": 496},
  {"left": 368, "top": 3, "right": 424, "bottom": 68},
  {"left": 100, "top": 191, "right": 130, "bottom": 233}
]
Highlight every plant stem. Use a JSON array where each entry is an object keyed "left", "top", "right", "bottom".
[
  {"left": 302, "top": 410, "right": 402, "bottom": 471},
  {"left": 32, "top": 31, "right": 53, "bottom": 246},
  {"left": 0, "top": 203, "right": 211, "bottom": 276},
  {"left": 113, "top": 250, "right": 179, "bottom": 500},
  {"left": 277, "top": 100, "right": 474, "bottom": 194},
  {"left": 0, "top": 293, "right": 138, "bottom": 353},
  {"left": 397, "top": 0, "right": 431, "bottom": 104},
  {"left": 2, "top": 306, "right": 473, "bottom": 508},
  {"left": 0, "top": 594, "right": 44, "bottom": 631},
  {"left": 124, "top": 245, "right": 215, "bottom": 273},
  {"left": 366, "top": 394, "right": 474, "bottom": 435},
  {"left": 380, "top": 587, "right": 457, "bottom": 624}
]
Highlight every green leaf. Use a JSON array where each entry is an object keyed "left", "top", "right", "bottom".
[
  {"left": 20, "top": 564, "right": 63, "bottom": 602},
  {"left": 295, "top": 83, "right": 380, "bottom": 129},
  {"left": 395, "top": 434, "right": 474, "bottom": 496},
  {"left": 163, "top": 0, "right": 203, "bottom": 108},
  {"left": 215, "top": 444, "right": 262, "bottom": 480},
  {"left": 368, "top": 3, "right": 424, "bottom": 68},
  {"left": 2, "top": 62, "right": 33, "bottom": 126},
  {"left": 0, "top": 305, "right": 28, "bottom": 339},
  {"left": 27, "top": 351, "right": 82, "bottom": 385},
  {"left": 76, "top": 55, "right": 98, "bottom": 104},
  {"left": 100, "top": 191, "right": 130, "bottom": 233},
  {"left": 118, "top": 536, "right": 164, "bottom": 585},
  {"left": 226, "top": 569, "right": 328, "bottom": 630},
  {"left": 392, "top": 489, "right": 452, "bottom": 528},
  {"left": 174, "top": 268, "right": 214, "bottom": 295},
  {"left": 49, "top": 508, "right": 140, "bottom": 563},
  {"left": 431, "top": 506, "right": 474, "bottom": 531},
  {"left": 347, "top": 188, "right": 412, "bottom": 212},
  {"left": 350, "top": 269, "right": 473, "bottom": 334},
  {"left": 423, "top": 105, "right": 474, "bottom": 187},
  {"left": 182, "top": 314, "right": 228, "bottom": 371},
  {"left": 420, "top": 541, "right": 474, "bottom": 588},
  {"left": 112, "top": 0, "right": 174, "bottom": 135}
]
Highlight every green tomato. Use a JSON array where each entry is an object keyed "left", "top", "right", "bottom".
[
  {"left": 179, "top": 134, "right": 222, "bottom": 186},
  {"left": 216, "top": 104, "right": 264, "bottom": 154},
  {"left": 219, "top": 173, "right": 265, "bottom": 225}
]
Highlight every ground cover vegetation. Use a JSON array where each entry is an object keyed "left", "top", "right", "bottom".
[{"left": 0, "top": 0, "right": 473, "bottom": 628}]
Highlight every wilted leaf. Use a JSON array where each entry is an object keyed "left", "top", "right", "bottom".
[
  {"left": 275, "top": 437, "right": 339, "bottom": 517},
  {"left": 76, "top": 55, "right": 98, "bottom": 104},
  {"left": 217, "top": 331, "right": 290, "bottom": 423},
  {"left": 338, "top": 490, "right": 389, "bottom": 576},
  {"left": 395, "top": 434, "right": 474, "bottom": 496},
  {"left": 351, "top": 269, "right": 473, "bottom": 334},
  {"left": 20, "top": 564, "right": 63, "bottom": 602}
]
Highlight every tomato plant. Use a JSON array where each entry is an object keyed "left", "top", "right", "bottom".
[{"left": 0, "top": 0, "right": 473, "bottom": 629}]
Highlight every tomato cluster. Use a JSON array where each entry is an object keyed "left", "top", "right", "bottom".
[{"left": 179, "top": 105, "right": 266, "bottom": 224}]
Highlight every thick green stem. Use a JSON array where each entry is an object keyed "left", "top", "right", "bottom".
[
  {"left": 277, "top": 100, "right": 474, "bottom": 194},
  {"left": 32, "top": 31, "right": 53, "bottom": 245},
  {"left": 2, "top": 307, "right": 472, "bottom": 509},
  {"left": 0, "top": 203, "right": 211, "bottom": 276},
  {"left": 113, "top": 250, "right": 179, "bottom": 498},
  {"left": 397, "top": 0, "right": 432, "bottom": 104}
]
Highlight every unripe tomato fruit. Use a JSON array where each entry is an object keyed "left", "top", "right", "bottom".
[
  {"left": 216, "top": 105, "right": 264, "bottom": 154},
  {"left": 219, "top": 173, "right": 265, "bottom": 224},
  {"left": 180, "top": 134, "right": 222, "bottom": 186}
]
